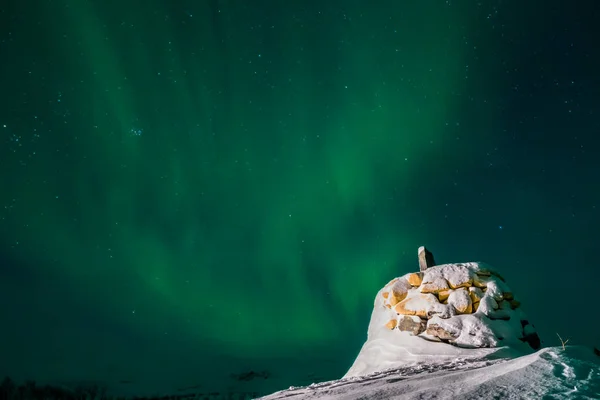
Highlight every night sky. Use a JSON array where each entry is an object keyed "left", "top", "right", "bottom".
[{"left": 1, "top": 0, "right": 599, "bottom": 397}]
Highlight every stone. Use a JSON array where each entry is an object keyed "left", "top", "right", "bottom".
[
  {"left": 473, "top": 274, "right": 489, "bottom": 288},
  {"left": 472, "top": 301, "right": 480, "bottom": 312},
  {"left": 377, "top": 278, "right": 399, "bottom": 306},
  {"left": 420, "top": 334, "right": 442, "bottom": 343},
  {"left": 427, "top": 302, "right": 456, "bottom": 319},
  {"left": 426, "top": 316, "right": 462, "bottom": 341},
  {"left": 387, "top": 278, "right": 412, "bottom": 307},
  {"left": 395, "top": 293, "right": 439, "bottom": 318},
  {"left": 485, "top": 280, "right": 505, "bottom": 302},
  {"left": 481, "top": 300, "right": 510, "bottom": 320},
  {"left": 418, "top": 246, "right": 436, "bottom": 272},
  {"left": 469, "top": 287, "right": 484, "bottom": 303},
  {"left": 448, "top": 287, "right": 472, "bottom": 314},
  {"left": 521, "top": 332, "right": 541, "bottom": 350},
  {"left": 477, "top": 296, "right": 498, "bottom": 316},
  {"left": 406, "top": 272, "right": 423, "bottom": 286},
  {"left": 394, "top": 301, "right": 416, "bottom": 316},
  {"left": 385, "top": 319, "right": 397, "bottom": 330},
  {"left": 442, "top": 263, "right": 474, "bottom": 289},
  {"left": 389, "top": 291, "right": 406, "bottom": 306},
  {"left": 491, "top": 270, "right": 506, "bottom": 282},
  {"left": 488, "top": 309, "right": 511, "bottom": 321},
  {"left": 420, "top": 275, "right": 449, "bottom": 294},
  {"left": 438, "top": 289, "right": 451, "bottom": 302},
  {"left": 509, "top": 299, "right": 521, "bottom": 309},
  {"left": 397, "top": 315, "right": 426, "bottom": 335},
  {"left": 426, "top": 325, "right": 457, "bottom": 341}
]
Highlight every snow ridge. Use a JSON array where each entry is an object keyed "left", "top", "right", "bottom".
[{"left": 259, "top": 347, "right": 600, "bottom": 400}]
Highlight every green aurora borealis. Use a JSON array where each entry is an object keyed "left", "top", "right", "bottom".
[
  {"left": 1, "top": 0, "right": 599, "bottom": 396},
  {"left": 6, "top": 0, "right": 469, "bottom": 349}
]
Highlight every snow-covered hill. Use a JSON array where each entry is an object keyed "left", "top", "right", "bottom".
[
  {"left": 258, "top": 251, "right": 600, "bottom": 399},
  {"left": 258, "top": 346, "right": 600, "bottom": 399}
]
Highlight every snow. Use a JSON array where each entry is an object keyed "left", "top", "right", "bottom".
[
  {"left": 485, "top": 279, "right": 504, "bottom": 302},
  {"left": 426, "top": 299, "right": 456, "bottom": 319},
  {"left": 344, "top": 308, "right": 534, "bottom": 378},
  {"left": 401, "top": 291, "right": 437, "bottom": 313},
  {"left": 345, "top": 329, "right": 501, "bottom": 378},
  {"left": 441, "top": 264, "right": 473, "bottom": 289},
  {"left": 258, "top": 346, "right": 600, "bottom": 399},
  {"left": 447, "top": 287, "right": 470, "bottom": 312},
  {"left": 389, "top": 278, "right": 412, "bottom": 300},
  {"left": 478, "top": 295, "right": 498, "bottom": 315}
]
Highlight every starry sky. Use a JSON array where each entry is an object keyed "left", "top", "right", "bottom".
[{"left": 1, "top": 0, "right": 599, "bottom": 397}]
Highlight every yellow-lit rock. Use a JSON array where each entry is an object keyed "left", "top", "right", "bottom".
[
  {"left": 395, "top": 293, "right": 439, "bottom": 318},
  {"left": 473, "top": 274, "right": 489, "bottom": 288},
  {"left": 420, "top": 276, "right": 449, "bottom": 294},
  {"left": 448, "top": 287, "right": 472, "bottom": 314},
  {"left": 469, "top": 287, "right": 484, "bottom": 303},
  {"left": 438, "top": 289, "right": 451, "bottom": 302},
  {"left": 406, "top": 272, "right": 423, "bottom": 286},
  {"left": 394, "top": 301, "right": 416, "bottom": 316},
  {"left": 388, "top": 279, "right": 412, "bottom": 307},
  {"left": 442, "top": 264, "right": 474, "bottom": 289},
  {"left": 385, "top": 319, "right": 397, "bottom": 330}
]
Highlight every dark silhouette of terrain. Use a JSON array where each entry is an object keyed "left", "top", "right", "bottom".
[
  {"left": 0, "top": 377, "right": 258, "bottom": 400},
  {"left": 229, "top": 371, "right": 270, "bottom": 382}
]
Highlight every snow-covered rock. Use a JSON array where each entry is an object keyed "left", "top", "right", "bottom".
[{"left": 346, "top": 260, "right": 541, "bottom": 377}]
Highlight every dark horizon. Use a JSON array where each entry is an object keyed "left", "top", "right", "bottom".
[{"left": 1, "top": 0, "right": 599, "bottom": 397}]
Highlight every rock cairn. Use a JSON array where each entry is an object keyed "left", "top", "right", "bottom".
[{"left": 377, "top": 247, "right": 540, "bottom": 350}]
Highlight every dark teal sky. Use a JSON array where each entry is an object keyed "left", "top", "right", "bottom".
[{"left": 1, "top": 0, "right": 599, "bottom": 397}]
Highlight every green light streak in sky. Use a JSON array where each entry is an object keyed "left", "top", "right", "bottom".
[{"left": 11, "top": 1, "right": 471, "bottom": 357}]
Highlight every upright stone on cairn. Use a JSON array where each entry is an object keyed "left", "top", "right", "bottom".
[{"left": 418, "top": 246, "right": 435, "bottom": 272}]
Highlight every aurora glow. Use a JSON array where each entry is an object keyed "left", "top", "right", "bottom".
[{"left": 1, "top": 0, "right": 599, "bottom": 397}]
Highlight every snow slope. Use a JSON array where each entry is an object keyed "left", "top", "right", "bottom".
[{"left": 258, "top": 346, "right": 600, "bottom": 399}]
